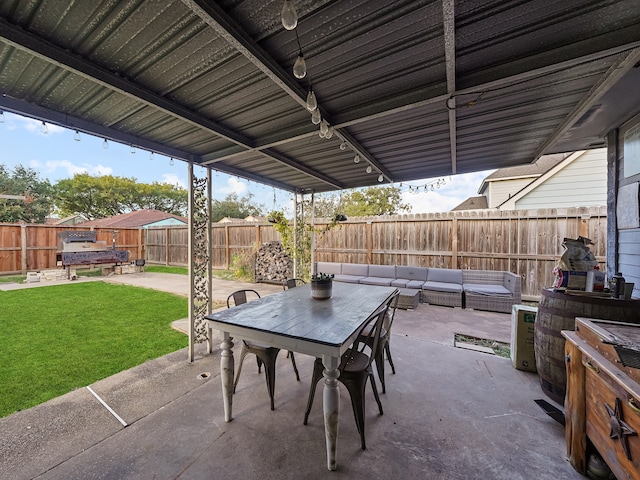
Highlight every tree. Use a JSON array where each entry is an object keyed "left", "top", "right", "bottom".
[
  {"left": 210, "top": 193, "right": 264, "bottom": 222},
  {"left": 0, "top": 164, "right": 54, "bottom": 223},
  {"left": 54, "top": 174, "right": 187, "bottom": 220},
  {"left": 340, "top": 186, "right": 410, "bottom": 216}
]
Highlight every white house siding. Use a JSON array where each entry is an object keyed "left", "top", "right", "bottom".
[
  {"left": 487, "top": 178, "right": 533, "bottom": 208},
  {"left": 513, "top": 149, "right": 607, "bottom": 210}
]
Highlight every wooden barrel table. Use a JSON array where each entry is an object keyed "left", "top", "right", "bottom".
[{"left": 534, "top": 288, "right": 640, "bottom": 405}]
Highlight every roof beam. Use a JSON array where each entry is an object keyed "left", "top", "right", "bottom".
[{"left": 442, "top": 0, "right": 457, "bottom": 175}]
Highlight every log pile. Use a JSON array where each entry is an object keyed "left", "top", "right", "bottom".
[{"left": 254, "top": 241, "right": 293, "bottom": 284}]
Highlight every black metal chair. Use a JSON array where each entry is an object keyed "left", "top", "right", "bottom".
[
  {"left": 303, "top": 295, "right": 393, "bottom": 450},
  {"left": 227, "top": 289, "right": 300, "bottom": 410},
  {"left": 360, "top": 292, "right": 400, "bottom": 393},
  {"left": 282, "top": 278, "right": 306, "bottom": 290}
]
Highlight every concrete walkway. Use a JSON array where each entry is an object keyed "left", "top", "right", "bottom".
[{"left": 0, "top": 273, "right": 584, "bottom": 480}]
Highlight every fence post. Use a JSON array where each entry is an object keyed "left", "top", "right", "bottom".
[
  {"left": 225, "top": 225, "right": 230, "bottom": 269},
  {"left": 20, "top": 224, "right": 27, "bottom": 274},
  {"left": 451, "top": 217, "right": 458, "bottom": 269},
  {"left": 366, "top": 220, "right": 372, "bottom": 264}
]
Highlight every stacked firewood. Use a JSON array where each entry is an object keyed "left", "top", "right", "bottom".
[{"left": 254, "top": 241, "right": 293, "bottom": 284}]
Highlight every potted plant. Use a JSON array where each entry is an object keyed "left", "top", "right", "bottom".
[{"left": 311, "top": 272, "right": 334, "bottom": 300}]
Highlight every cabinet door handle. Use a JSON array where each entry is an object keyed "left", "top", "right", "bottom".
[
  {"left": 585, "top": 359, "right": 600, "bottom": 373},
  {"left": 628, "top": 398, "right": 640, "bottom": 414}
]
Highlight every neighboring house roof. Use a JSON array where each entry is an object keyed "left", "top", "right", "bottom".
[
  {"left": 244, "top": 215, "right": 267, "bottom": 222},
  {"left": 45, "top": 214, "right": 87, "bottom": 225},
  {"left": 77, "top": 209, "right": 187, "bottom": 228},
  {"left": 451, "top": 196, "right": 488, "bottom": 211},
  {"left": 217, "top": 217, "right": 245, "bottom": 223},
  {"left": 477, "top": 153, "right": 569, "bottom": 195}
]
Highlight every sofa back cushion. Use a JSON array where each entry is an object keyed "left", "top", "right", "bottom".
[
  {"left": 367, "top": 264, "right": 396, "bottom": 278},
  {"left": 427, "top": 268, "right": 463, "bottom": 284},
  {"left": 395, "top": 265, "right": 428, "bottom": 282},
  {"left": 316, "top": 262, "right": 342, "bottom": 275},
  {"left": 341, "top": 263, "right": 369, "bottom": 276}
]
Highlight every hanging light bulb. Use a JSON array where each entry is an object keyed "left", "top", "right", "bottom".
[
  {"left": 339, "top": 141, "right": 347, "bottom": 151},
  {"left": 169, "top": 157, "right": 174, "bottom": 166},
  {"left": 74, "top": 130, "right": 81, "bottom": 142},
  {"left": 378, "top": 174, "right": 384, "bottom": 183},
  {"left": 130, "top": 145, "right": 136, "bottom": 154},
  {"left": 326, "top": 126, "right": 334, "bottom": 139},
  {"left": 431, "top": 184, "right": 435, "bottom": 191},
  {"left": 311, "top": 108, "right": 321, "bottom": 125},
  {"left": 366, "top": 164, "right": 372, "bottom": 174},
  {"left": 149, "top": 151, "right": 154, "bottom": 160},
  {"left": 40, "top": 121, "right": 48, "bottom": 134},
  {"left": 306, "top": 89, "right": 317, "bottom": 111},
  {"left": 281, "top": 0, "right": 298, "bottom": 30},
  {"left": 320, "top": 119, "right": 329, "bottom": 135},
  {"left": 0, "top": 110, "right": 5, "bottom": 123},
  {"left": 102, "top": 138, "right": 109, "bottom": 149},
  {"left": 293, "top": 53, "right": 306, "bottom": 79},
  {"left": 318, "top": 129, "right": 326, "bottom": 138},
  {"left": 353, "top": 154, "right": 360, "bottom": 164}
]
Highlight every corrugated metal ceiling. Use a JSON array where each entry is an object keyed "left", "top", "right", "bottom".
[{"left": 1, "top": 0, "right": 639, "bottom": 193}]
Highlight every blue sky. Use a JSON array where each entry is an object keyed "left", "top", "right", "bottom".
[{"left": 0, "top": 111, "right": 492, "bottom": 214}]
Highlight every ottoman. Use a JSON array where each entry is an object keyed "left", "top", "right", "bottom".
[{"left": 397, "top": 288, "right": 420, "bottom": 309}]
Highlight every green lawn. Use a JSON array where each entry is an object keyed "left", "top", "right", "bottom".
[{"left": 0, "top": 282, "right": 188, "bottom": 418}]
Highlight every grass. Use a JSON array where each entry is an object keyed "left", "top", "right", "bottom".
[{"left": 0, "top": 281, "right": 188, "bottom": 418}]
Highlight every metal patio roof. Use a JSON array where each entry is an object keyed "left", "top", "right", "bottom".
[{"left": 1, "top": 0, "right": 639, "bottom": 194}]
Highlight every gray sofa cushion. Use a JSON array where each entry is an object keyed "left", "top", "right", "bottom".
[
  {"left": 316, "top": 262, "right": 342, "bottom": 275},
  {"left": 463, "top": 284, "right": 512, "bottom": 297},
  {"left": 360, "top": 277, "right": 393, "bottom": 286},
  {"left": 405, "top": 279, "right": 427, "bottom": 289},
  {"left": 395, "top": 266, "right": 428, "bottom": 282},
  {"left": 334, "top": 263, "right": 368, "bottom": 283},
  {"left": 427, "top": 268, "right": 463, "bottom": 284},
  {"left": 391, "top": 278, "right": 409, "bottom": 287},
  {"left": 422, "top": 281, "right": 463, "bottom": 293},
  {"left": 367, "top": 265, "right": 396, "bottom": 278}
]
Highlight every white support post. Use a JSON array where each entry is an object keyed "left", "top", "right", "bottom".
[{"left": 188, "top": 162, "right": 196, "bottom": 362}]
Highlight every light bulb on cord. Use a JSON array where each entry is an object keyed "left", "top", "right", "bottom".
[
  {"left": 320, "top": 119, "right": 329, "bottom": 135},
  {"left": 378, "top": 174, "right": 384, "bottom": 183},
  {"left": 306, "top": 89, "right": 317, "bottom": 111},
  {"left": 130, "top": 145, "right": 136, "bottom": 154},
  {"left": 318, "top": 129, "right": 326, "bottom": 138},
  {"left": 0, "top": 110, "right": 5, "bottom": 123},
  {"left": 366, "top": 164, "right": 372, "bottom": 174},
  {"left": 311, "top": 109, "right": 321, "bottom": 125},
  {"left": 281, "top": 0, "right": 298, "bottom": 30},
  {"left": 326, "top": 127, "right": 334, "bottom": 139},
  {"left": 293, "top": 53, "right": 306, "bottom": 79},
  {"left": 340, "top": 141, "right": 347, "bottom": 150},
  {"left": 169, "top": 157, "right": 174, "bottom": 166},
  {"left": 149, "top": 151, "right": 154, "bottom": 160},
  {"left": 102, "top": 138, "right": 109, "bottom": 149},
  {"left": 74, "top": 130, "right": 81, "bottom": 141},
  {"left": 41, "top": 121, "right": 48, "bottom": 134},
  {"left": 353, "top": 154, "right": 360, "bottom": 164}
]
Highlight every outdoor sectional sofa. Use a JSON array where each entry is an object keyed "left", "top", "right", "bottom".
[{"left": 316, "top": 262, "right": 521, "bottom": 313}]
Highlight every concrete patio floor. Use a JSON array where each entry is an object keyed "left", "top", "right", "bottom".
[{"left": 0, "top": 273, "right": 584, "bottom": 480}]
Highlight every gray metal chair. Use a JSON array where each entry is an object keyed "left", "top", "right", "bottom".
[
  {"left": 303, "top": 296, "right": 392, "bottom": 449},
  {"left": 283, "top": 278, "right": 306, "bottom": 290},
  {"left": 227, "top": 289, "right": 300, "bottom": 410}
]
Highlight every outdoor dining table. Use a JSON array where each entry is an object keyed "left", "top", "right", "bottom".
[{"left": 205, "top": 282, "right": 398, "bottom": 471}]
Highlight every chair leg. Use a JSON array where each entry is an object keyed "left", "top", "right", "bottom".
[
  {"left": 258, "top": 349, "right": 280, "bottom": 411},
  {"left": 233, "top": 345, "right": 251, "bottom": 394},
  {"left": 289, "top": 351, "right": 300, "bottom": 381},
  {"left": 369, "top": 372, "right": 384, "bottom": 416},
  {"left": 256, "top": 355, "right": 263, "bottom": 373},
  {"left": 385, "top": 342, "right": 396, "bottom": 374},
  {"left": 303, "top": 358, "right": 324, "bottom": 425},
  {"left": 375, "top": 348, "right": 386, "bottom": 394},
  {"left": 339, "top": 374, "right": 368, "bottom": 450}
]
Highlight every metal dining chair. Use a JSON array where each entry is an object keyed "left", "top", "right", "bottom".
[
  {"left": 303, "top": 295, "right": 393, "bottom": 450},
  {"left": 283, "top": 278, "right": 306, "bottom": 290},
  {"left": 227, "top": 289, "right": 300, "bottom": 410}
]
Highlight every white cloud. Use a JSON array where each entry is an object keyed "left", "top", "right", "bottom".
[
  {"left": 18, "top": 116, "right": 65, "bottom": 135},
  {"left": 30, "top": 159, "right": 112, "bottom": 178},
  {"left": 161, "top": 173, "right": 187, "bottom": 189},
  {"left": 402, "top": 171, "right": 494, "bottom": 213},
  {"left": 217, "top": 177, "right": 247, "bottom": 195}
]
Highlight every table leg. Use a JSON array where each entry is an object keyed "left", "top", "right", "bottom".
[
  {"left": 322, "top": 355, "right": 340, "bottom": 471},
  {"left": 220, "top": 332, "right": 234, "bottom": 422}
]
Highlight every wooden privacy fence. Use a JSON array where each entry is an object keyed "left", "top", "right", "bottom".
[
  {"left": 0, "top": 224, "right": 144, "bottom": 275},
  {"left": 144, "top": 206, "right": 607, "bottom": 300}
]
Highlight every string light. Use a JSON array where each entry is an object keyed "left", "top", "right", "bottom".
[
  {"left": 311, "top": 109, "right": 321, "bottom": 125},
  {"left": 281, "top": 0, "right": 298, "bottom": 30},
  {"left": 169, "top": 157, "right": 174, "bottom": 166},
  {"left": 40, "top": 121, "right": 48, "bottom": 134},
  {"left": 130, "top": 145, "right": 136, "bottom": 154},
  {"left": 366, "top": 164, "right": 372, "bottom": 174},
  {"left": 293, "top": 52, "right": 306, "bottom": 79},
  {"left": 306, "top": 89, "right": 317, "bottom": 111},
  {"left": 353, "top": 154, "right": 360, "bottom": 164},
  {"left": 378, "top": 174, "right": 384, "bottom": 182},
  {"left": 0, "top": 110, "right": 5, "bottom": 123},
  {"left": 149, "top": 151, "right": 154, "bottom": 160},
  {"left": 74, "top": 130, "right": 81, "bottom": 141},
  {"left": 339, "top": 141, "right": 347, "bottom": 150},
  {"left": 102, "top": 138, "right": 109, "bottom": 149}
]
